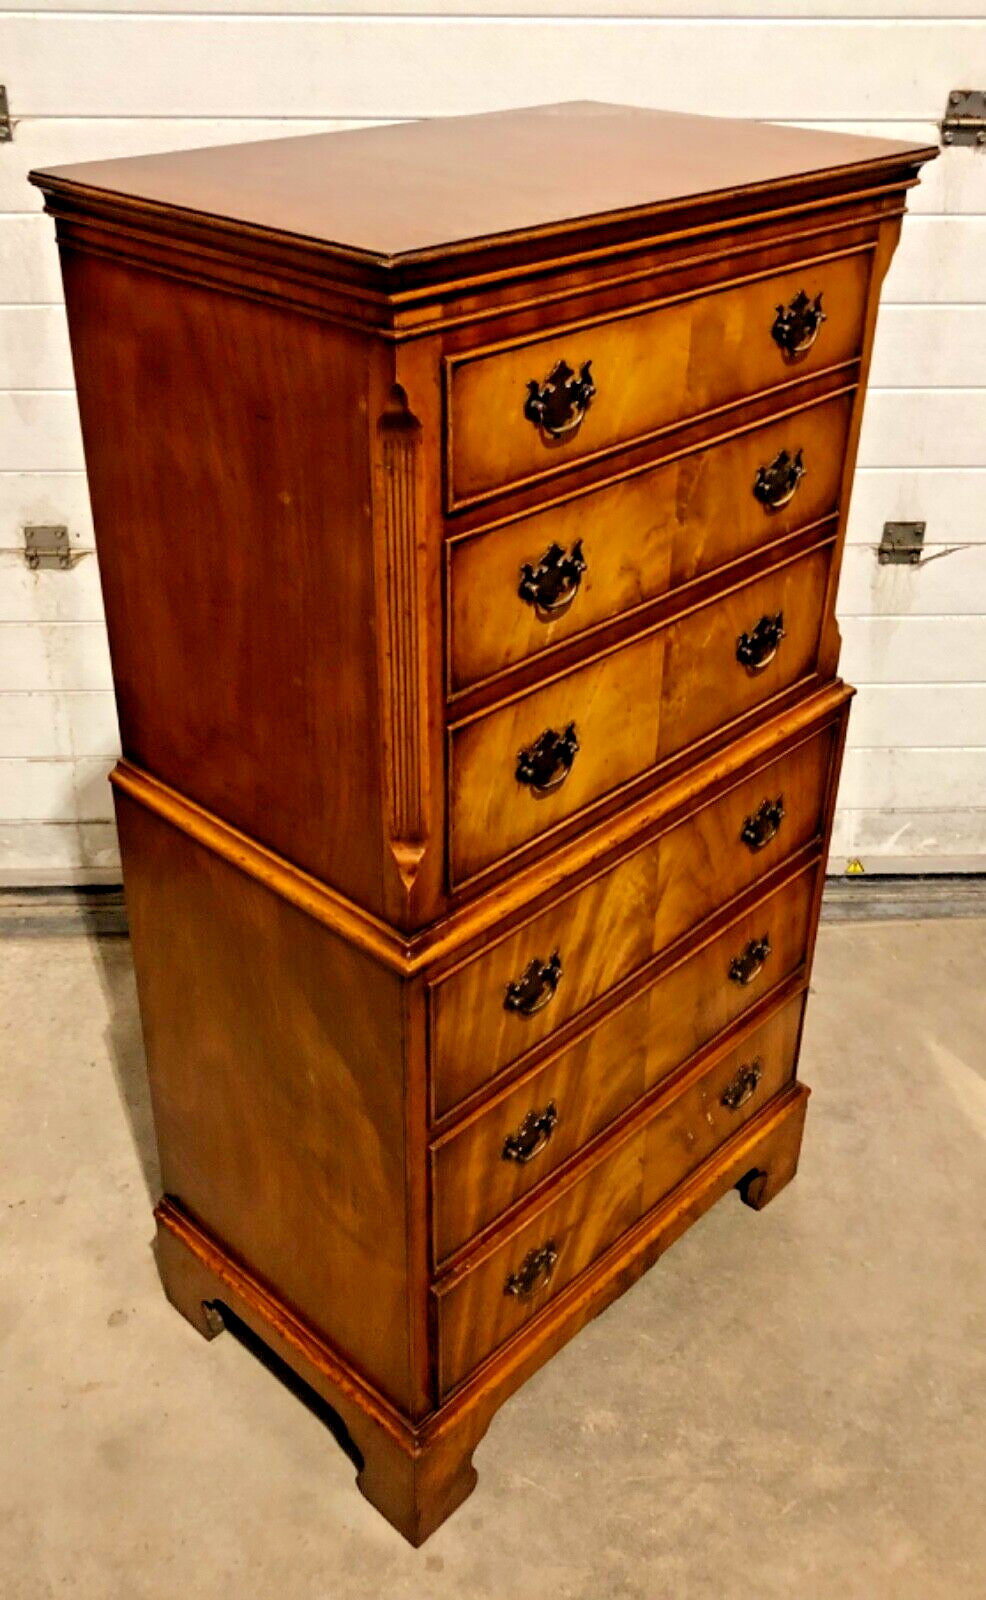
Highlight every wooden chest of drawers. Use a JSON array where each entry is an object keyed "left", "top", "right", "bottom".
[{"left": 31, "top": 102, "right": 934, "bottom": 1545}]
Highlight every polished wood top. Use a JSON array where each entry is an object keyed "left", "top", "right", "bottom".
[{"left": 31, "top": 101, "right": 935, "bottom": 263}]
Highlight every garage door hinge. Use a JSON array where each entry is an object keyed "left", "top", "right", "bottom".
[
  {"left": 0, "top": 87, "right": 11, "bottom": 144},
  {"left": 878, "top": 522, "right": 925, "bottom": 566},
  {"left": 941, "top": 89, "right": 986, "bottom": 147},
  {"left": 24, "top": 525, "right": 72, "bottom": 570}
]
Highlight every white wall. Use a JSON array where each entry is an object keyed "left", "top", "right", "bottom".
[{"left": 1, "top": 5, "right": 985, "bottom": 883}]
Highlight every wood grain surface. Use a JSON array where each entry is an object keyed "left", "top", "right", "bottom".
[
  {"left": 658, "top": 540, "right": 833, "bottom": 761},
  {"left": 448, "top": 388, "right": 853, "bottom": 692},
  {"left": 114, "top": 788, "right": 416, "bottom": 1410},
  {"left": 434, "top": 992, "right": 805, "bottom": 1396},
  {"left": 448, "top": 249, "right": 870, "bottom": 502},
  {"left": 31, "top": 101, "right": 932, "bottom": 261},
  {"left": 639, "top": 995, "right": 803, "bottom": 1210},
  {"left": 449, "top": 631, "right": 665, "bottom": 883},
  {"left": 449, "top": 540, "right": 833, "bottom": 884},
  {"left": 59, "top": 249, "right": 390, "bottom": 911},
  {"left": 34, "top": 103, "right": 931, "bottom": 1543},
  {"left": 433, "top": 727, "right": 832, "bottom": 1114},
  {"left": 430, "top": 873, "right": 815, "bottom": 1263},
  {"left": 435, "top": 1132, "right": 643, "bottom": 1397}
]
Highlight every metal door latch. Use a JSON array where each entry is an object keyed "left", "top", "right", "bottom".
[
  {"left": 941, "top": 90, "right": 986, "bottom": 147},
  {"left": 878, "top": 522, "right": 925, "bottom": 566}
]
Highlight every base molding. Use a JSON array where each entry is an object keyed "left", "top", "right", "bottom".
[
  {"left": 154, "top": 1083, "right": 809, "bottom": 1544},
  {"left": 6, "top": 872, "right": 986, "bottom": 940}
]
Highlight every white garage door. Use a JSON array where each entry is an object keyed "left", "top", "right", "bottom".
[{"left": 0, "top": 3, "right": 983, "bottom": 882}]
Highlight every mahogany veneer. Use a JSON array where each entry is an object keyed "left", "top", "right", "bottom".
[{"left": 31, "top": 102, "right": 935, "bottom": 1545}]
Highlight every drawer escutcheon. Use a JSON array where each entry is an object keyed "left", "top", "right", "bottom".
[
  {"left": 729, "top": 935, "right": 772, "bottom": 988},
  {"left": 772, "top": 289, "right": 826, "bottom": 358},
  {"left": 516, "top": 723, "right": 580, "bottom": 796},
  {"left": 502, "top": 1101, "right": 559, "bottom": 1165},
  {"left": 504, "top": 951, "right": 563, "bottom": 1017},
  {"left": 720, "top": 1057, "right": 764, "bottom": 1111},
  {"left": 754, "top": 447, "right": 806, "bottom": 510},
  {"left": 518, "top": 540, "right": 587, "bottom": 621},
  {"left": 524, "top": 359, "right": 596, "bottom": 440},
  {"left": 736, "top": 612, "right": 785, "bottom": 674},
  {"left": 504, "top": 1241, "right": 559, "bottom": 1299},
  {"left": 741, "top": 796, "right": 785, "bottom": 853}
]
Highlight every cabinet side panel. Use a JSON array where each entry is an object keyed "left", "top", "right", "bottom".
[
  {"left": 115, "top": 789, "right": 413, "bottom": 1411},
  {"left": 60, "top": 247, "right": 386, "bottom": 913}
]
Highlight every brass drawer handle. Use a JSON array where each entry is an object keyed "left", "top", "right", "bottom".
[
  {"left": 736, "top": 612, "right": 785, "bottom": 674},
  {"left": 741, "top": 796, "right": 785, "bottom": 852},
  {"left": 504, "top": 1240, "right": 559, "bottom": 1300},
  {"left": 518, "top": 540, "right": 587, "bottom": 621},
  {"left": 502, "top": 1101, "right": 559, "bottom": 1165},
  {"left": 524, "top": 359, "right": 595, "bottom": 440},
  {"left": 720, "top": 1057, "right": 763, "bottom": 1111},
  {"left": 504, "top": 952, "right": 563, "bottom": 1017},
  {"left": 729, "top": 935, "right": 772, "bottom": 988},
  {"left": 754, "top": 448, "right": 805, "bottom": 511},
  {"left": 516, "top": 722, "right": 579, "bottom": 796},
  {"left": 772, "top": 290, "right": 826, "bottom": 358}
]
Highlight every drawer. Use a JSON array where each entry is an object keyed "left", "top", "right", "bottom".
[
  {"left": 638, "top": 994, "right": 803, "bottom": 1213},
  {"left": 433, "top": 994, "right": 804, "bottom": 1396},
  {"left": 631, "top": 862, "right": 815, "bottom": 1090},
  {"left": 657, "top": 541, "right": 831, "bottom": 763},
  {"left": 433, "top": 726, "right": 833, "bottom": 1116},
  {"left": 435, "top": 1130, "right": 643, "bottom": 1397},
  {"left": 448, "top": 541, "right": 832, "bottom": 885},
  {"left": 446, "top": 250, "right": 870, "bottom": 506},
  {"left": 448, "top": 389, "right": 854, "bottom": 693},
  {"left": 449, "top": 630, "right": 666, "bottom": 885},
  {"left": 431, "top": 866, "right": 816, "bottom": 1262}
]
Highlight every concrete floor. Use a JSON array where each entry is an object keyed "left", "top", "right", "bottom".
[{"left": 2, "top": 916, "right": 985, "bottom": 1599}]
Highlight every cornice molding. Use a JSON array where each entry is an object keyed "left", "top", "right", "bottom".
[{"left": 31, "top": 157, "right": 932, "bottom": 338}]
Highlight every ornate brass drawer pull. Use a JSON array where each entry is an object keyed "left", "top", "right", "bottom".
[
  {"left": 502, "top": 1101, "right": 559, "bottom": 1164},
  {"left": 754, "top": 448, "right": 806, "bottom": 511},
  {"left": 518, "top": 540, "right": 587, "bottom": 621},
  {"left": 772, "top": 290, "right": 826, "bottom": 358},
  {"left": 504, "top": 1240, "right": 559, "bottom": 1300},
  {"left": 516, "top": 722, "right": 579, "bottom": 796},
  {"left": 741, "top": 796, "right": 785, "bottom": 852},
  {"left": 736, "top": 612, "right": 785, "bottom": 674},
  {"left": 504, "top": 952, "right": 563, "bottom": 1017},
  {"left": 524, "top": 359, "right": 596, "bottom": 440},
  {"left": 720, "top": 1057, "right": 763, "bottom": 1111},
  {"left": 729, "top": 935, "right": 772, "bottom": 988}
]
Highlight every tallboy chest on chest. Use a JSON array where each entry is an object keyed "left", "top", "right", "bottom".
[{"left": 31, "top": 102, "right": 934, "bottom": 1545}]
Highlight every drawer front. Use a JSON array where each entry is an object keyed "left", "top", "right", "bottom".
[
  {"left": 448, "top": 390, "right": 853, "bottom": 693},
  {"left": 658, "top": 542, "right": 831, "bottom": 763},
  {"left": 433, "top": 726, "right": 834, "bottom": 1116},
  {"left": 635, "top": 863, "right": 815, "bottom": 1091},
  {"left": 447, "top": 250, "right": 870, "bottom": 505},
  {"left": 434, "top": 994, "right": 805, "bottom": 1396},
  {"left": 431, "top": 866, "right": 816, "bottom": 1261},
  {"left": 435, "top": 1133, "right": 643, "bottom": 1397},
  {"left": 639, "top": 994, "right": 804, "bottom": 1213},
  {"left": 433, "top": 1002, "right": 646, "bottom": 1266},
  {"left": 449, "top": 630, "right": 665, "bottom": 885},
  {"left": 448, "top": 541, "right": 831, "bottom": 886}
]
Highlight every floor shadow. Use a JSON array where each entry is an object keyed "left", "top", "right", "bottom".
[
  {"left": 210, "top": 1302, "right": 365, "bottom": 1474},
  {"left": 87, "top": 910, "right": 162, "bottom": 1203}
]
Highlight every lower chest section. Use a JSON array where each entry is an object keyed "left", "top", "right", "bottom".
[
  {"left": 432, "top": 992, "right": 807, "bottom": 1398},
  {"left": 426, "top": 693, "right": 846, "bottom": 1398}
]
